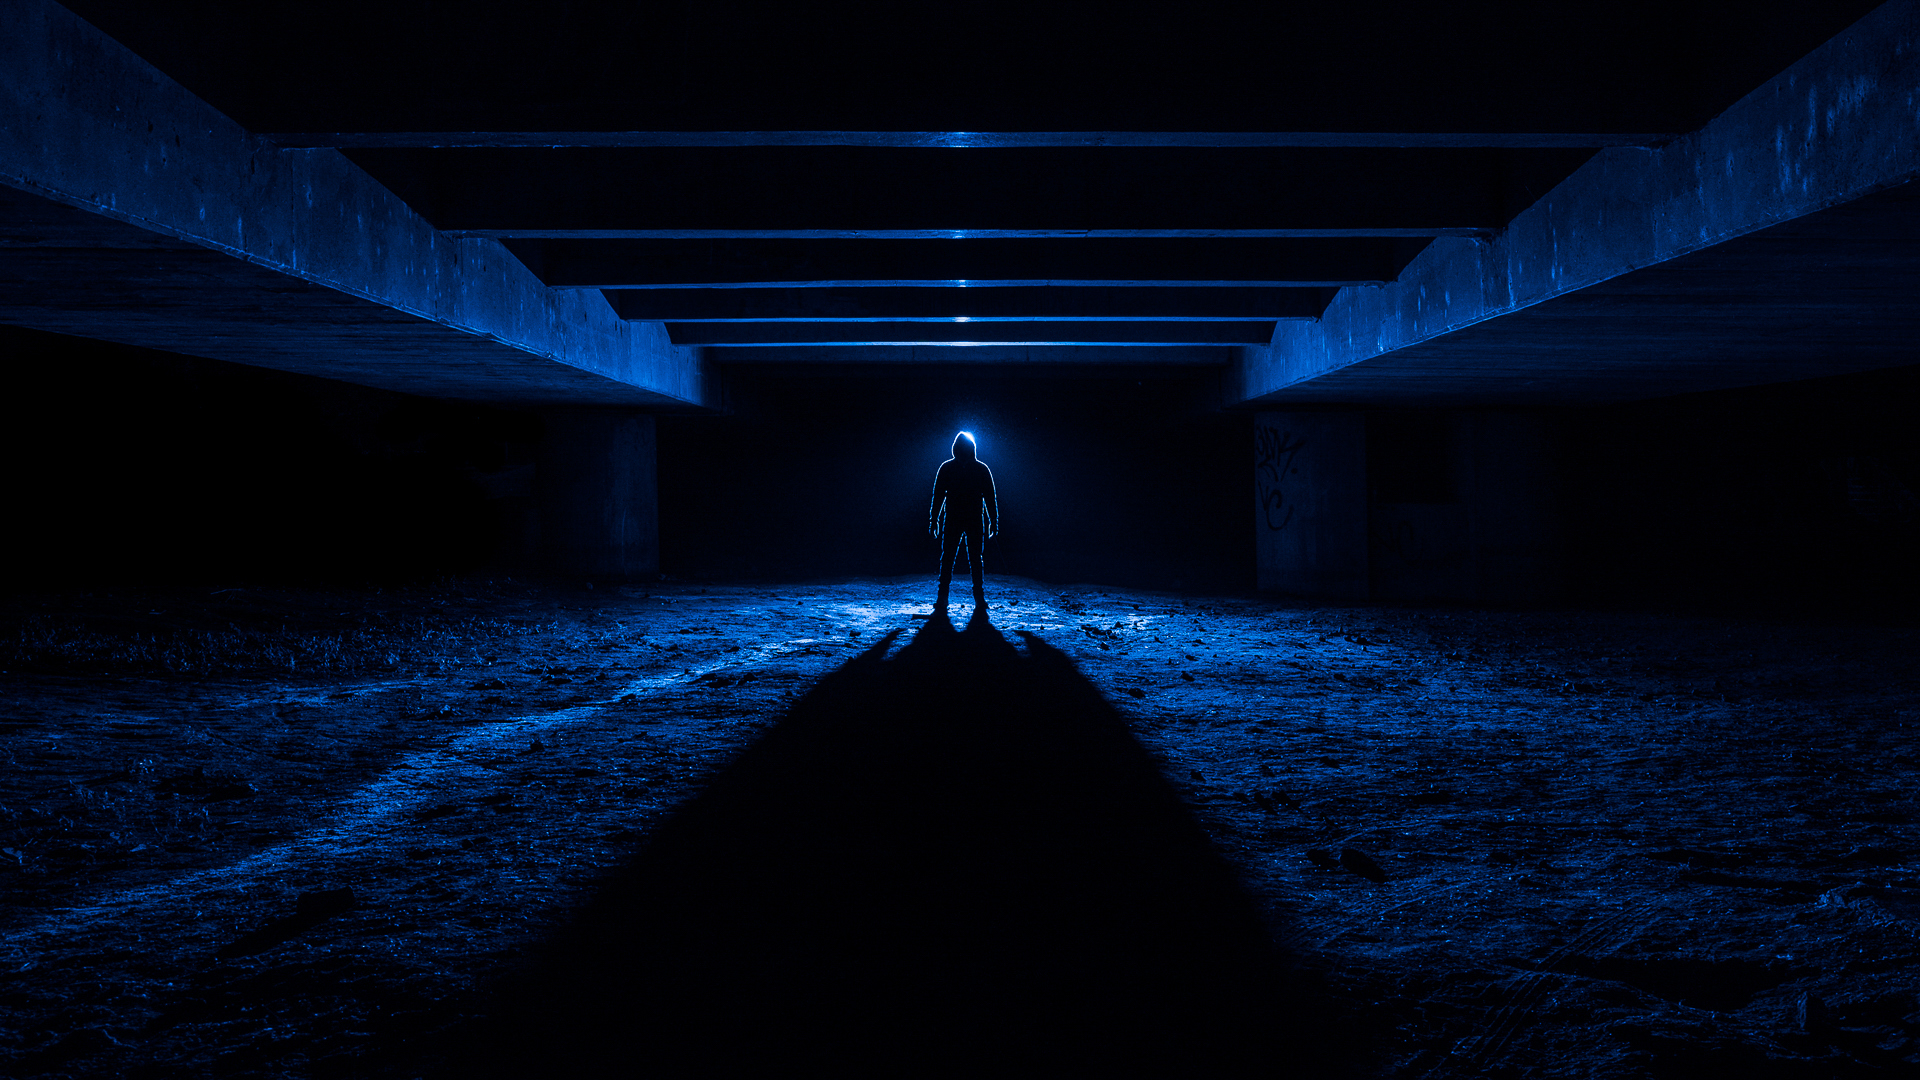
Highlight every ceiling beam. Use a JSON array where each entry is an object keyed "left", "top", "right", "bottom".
[
  {"left": 665, "top": 322, "right": 1278, "bottom": 346},
  {"left": 1232, "top": 0, "right": 1920, "bottom": 406},
  {"left": 275, "top": 131, "right": 1676, "bottom": 150},
  {"left": 607, "top": 287, "right": 1335, "bottom": 322},
  {"left": 70, "top": 3, "right": 1880, "bottom": 137},
  {"left": 349, "top": 146, "right": 1588, "bottom": 234},
  {"left": 705, "top": 346, "right": 1231, "bottom": 365},
  {"left": 1245, "top": 182, "right": 1920, "bottom": 405},
  {"left": 514, "top": 238, "right": 1426, "bottom": 289},
  {"left": 0, "top": 0, "right": 714, "bottom": 408}
]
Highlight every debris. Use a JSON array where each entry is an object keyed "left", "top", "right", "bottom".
[
  {"left": 1340, "top": 847, "right": 1387, "bottom": 882},
  {"left": 1253, "top": 788, "right": 1297, "bottom": 812},
  {"left": 1410, "top": 789, "right": 1454, "bottom": 805},
  {"left": 1797, "top": 990, "right": 1828, "bottom": 1034},
  {"left": 1126, "top": 687, "right": 1146, "bottom": 699},
  {"left": 473, "top": 677, "right": 508, "bottom": 691},
  {"left": 1189, "top": 768, "right": 1206, "bottom": 782},
  {"left": 526, "top": 739, "right": 546, "bottom": 753},
  {"left": 1181, "top": 671, "right": 1195, "bottom": 682},
  {"left": 1306, "top": 848, "right": 1341, "bottom": 871},
  {"left": 412, "top": 803, "right": 464, "bottom": 823}
]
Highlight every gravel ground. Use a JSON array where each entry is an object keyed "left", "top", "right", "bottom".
[{"left": 2, "top": 577, "right": 1917, "bottom": 1077}]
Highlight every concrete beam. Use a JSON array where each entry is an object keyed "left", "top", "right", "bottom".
[
  {"left": 519, "top": 238, "right": 1423, "bottom": 290},
  {"left": 271, "top": 131, "right": 1678, "bottom": 150},
  {"left": 668, "top": 322, "right": 1276, "bottom": 347},
  {"left": 707, "top": 346, "right": 1229, "bottom": 365},
  {"left": 609, "top": 286, "right": 1337, "bottom": 322},
  {"left": 0, "top": 0, "right": 712, "bottom": 408},
  {"left": 350, "top": 146, "right": 1587, "bottom": 234},
  {"left": 1231, "top": 0, "right": 1920, "bottom": 406}
]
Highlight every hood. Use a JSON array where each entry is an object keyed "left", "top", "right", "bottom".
[{"left": 952, "top": 432, "right": 977, "bottom": 460}]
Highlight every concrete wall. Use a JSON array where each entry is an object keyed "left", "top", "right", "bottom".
[
  {"left": 1254, "top": 412, "right": 1368, "bottom": 598},
  {"left": 537, "top": 411, "right": 660, "bottom": 580},
  {"left": 1564, "top": 365, "right": 1920, "bottom": 615},
  {"left": 1367, "top": 412, "right": 1563, "bottom": 605},
  {"left": 1258, "top": 409, "right": 1562, "bottom": 604}
]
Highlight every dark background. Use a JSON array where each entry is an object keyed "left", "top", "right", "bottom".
[
  {"left": 7, "top": 322, "right": 1916, "bottom": 612},
  {"left": 3, "top": 323, "right": 537, "bottom": 589},
  {"left": 655, "top": 366, "right": 1249, "bottom": 591}
]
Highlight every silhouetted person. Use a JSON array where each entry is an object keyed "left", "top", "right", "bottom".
[{"left": 930, "top": 431, "right": 998, "bottom": 612}]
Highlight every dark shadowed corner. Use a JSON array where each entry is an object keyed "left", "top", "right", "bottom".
[{"left": 445, "top": 610, "right": 1373, "bottom": 1077}]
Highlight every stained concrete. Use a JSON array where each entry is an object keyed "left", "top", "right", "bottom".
[
  {"left": 1255, "top": 412, "right": 1368, "bottom": 599},
  {"left": 1235, "top": 1, "right": 1920, "bottom": 406},
  {"left": 536, "top": 410, "right": 660, "bottom": 579},
  {"left": 0, "top": 0, "right": 711, "bottom": 408},
  {"left": 1255, "top": 181, "right": 1920, "bottom": 406},
  {"left": 0, "top": 189, "right": 695, "bottom": 406}
]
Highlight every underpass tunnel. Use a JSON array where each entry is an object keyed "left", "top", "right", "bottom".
[{"left": 4, "top": 3, "right": 1919, "bottom": 1077}]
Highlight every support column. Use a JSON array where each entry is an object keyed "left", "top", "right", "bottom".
[
  {"left": 1255, "top": 412, "right": 1368, "bottom": 598},
  {"left": 537, "top": 410, "right": 659, "bottom": 580}
]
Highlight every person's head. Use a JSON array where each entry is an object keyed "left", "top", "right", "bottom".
[{"left": 952, "top": 431, "right": 977, "bottom": 460}]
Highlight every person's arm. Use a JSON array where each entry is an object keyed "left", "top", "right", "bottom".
[
  {"left": 983, "top": 466, "right": 999, "bottom": 537},
  {"left": 930, "top": 467, "right": 948, "bottom": 536}
]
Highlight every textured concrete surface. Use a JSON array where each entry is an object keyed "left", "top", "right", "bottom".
[
  {"left": 1255, "top": 413, "right": 1368, "bottom": 599},
  {"left": 1234, "top": 1, "right": 1920, "bottom": 406},
  {"left": 536, "top": 411, "right": 660, "bottom": 579},
  {"left": 1252, "top": 181, "right": 1920, "bottom": 406},
  {"left": 0, "top": 0, "right": 711, "bottom": 407},
  {"left": 3, "top": 580, "right": 1914, "bottom": 1076}
]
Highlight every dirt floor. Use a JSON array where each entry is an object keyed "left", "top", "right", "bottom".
[{"left": 2, "top": 577, "right": 1918, "bottom": 1077}]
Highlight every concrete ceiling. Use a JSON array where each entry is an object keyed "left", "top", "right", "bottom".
[
  {"left": 3, "top": 1, "right": 1913, "bottom": 407},
  {"left": 1255, "top": 179, "right": 1920, "bottom": 405}
]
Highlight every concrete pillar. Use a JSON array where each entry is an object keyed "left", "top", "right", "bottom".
[
  {"left": 537, "top": 409, "right": 659, "bottom": 579},
  {"left": 1255, "top": 412, "right": 1368, "bottom": 598}
]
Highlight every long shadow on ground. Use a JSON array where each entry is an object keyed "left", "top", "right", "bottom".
[{"left": 455, "top": 611, "right": 1366, "bottom": 1075}]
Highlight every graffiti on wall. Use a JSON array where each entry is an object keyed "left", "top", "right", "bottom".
[{"left": 1255, "top": 424, "right": 1307, "bottom": 532}]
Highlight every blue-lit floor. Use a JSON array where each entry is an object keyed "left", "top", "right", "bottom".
[{"left": 3, "top": 579, "right": 1917, "bottom": 1075}]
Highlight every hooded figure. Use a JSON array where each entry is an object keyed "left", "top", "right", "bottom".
[{"left": 929, "top": 431, "right": 999, "bottom": 611}]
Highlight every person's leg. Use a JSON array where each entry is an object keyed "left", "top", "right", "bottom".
[
  {"left": 968, "top": 525, "right": 986, "bottom": 603},
  {"left": 937, "top": 526, "right": 960, "bottom": 607}
]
